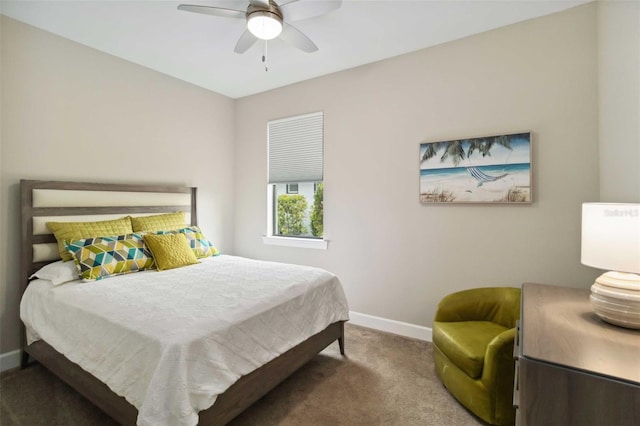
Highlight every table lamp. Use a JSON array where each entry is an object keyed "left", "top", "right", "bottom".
[{"left": 581, "top": 203, "right": 640, "bottom": 329}]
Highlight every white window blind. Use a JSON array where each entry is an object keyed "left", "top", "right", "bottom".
[{"left": 268, "top": 111, "right": 323, "bottom": 183}]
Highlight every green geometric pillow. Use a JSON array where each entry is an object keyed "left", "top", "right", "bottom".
[
  {"left": 64, "top": 233, "right": 155, "bottom": 281},
  {"left": 155, "top": 226, "right": 219, "bottom": 258}
]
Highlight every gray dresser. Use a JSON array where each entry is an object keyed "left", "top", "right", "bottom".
[{"left": 514, "top": 283, "right": 640, "bottom": 425}]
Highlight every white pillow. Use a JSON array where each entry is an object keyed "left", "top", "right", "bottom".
[{"left": 30, "top": 260, "right": 79, "bottom": 285}]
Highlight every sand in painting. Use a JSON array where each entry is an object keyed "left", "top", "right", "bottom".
[{"left": 420, "top": 163, "right": 531, "bottom": 203}]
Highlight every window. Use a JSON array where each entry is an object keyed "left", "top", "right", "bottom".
[
  {"left": 265, "top": 112, "right": 325, "bottom": 249},
  {"left": 286, "top": 184, "right": 299, "bottom": 194}
]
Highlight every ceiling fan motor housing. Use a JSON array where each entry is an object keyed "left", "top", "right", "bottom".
[{"left": 247, "top": 1, "right": 283, "bottom": 21}]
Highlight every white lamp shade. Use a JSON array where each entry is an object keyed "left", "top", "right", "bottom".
[
  {"left": 247, "top": 12, "right": 282, "bottom": 40},
  {"left": 581, "top": 203, "right": 640, "bottom": 274}
]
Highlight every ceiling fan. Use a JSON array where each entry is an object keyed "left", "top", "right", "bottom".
[{"left": 177, "top": 0, "right": 342, "bottom": 54}]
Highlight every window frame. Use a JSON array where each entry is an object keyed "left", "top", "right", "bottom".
[
  {"left": 264, "top": 184, "right": 327, "bottom": 249},
  {"left": 286, "top": 183, "right": 299, "bottom": 194}
]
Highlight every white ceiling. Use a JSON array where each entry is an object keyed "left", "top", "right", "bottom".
[{"left": 1, "top": 0, "right": 590, "bottom": 99}]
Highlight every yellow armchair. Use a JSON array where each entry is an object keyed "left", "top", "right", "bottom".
[{"left": 432, "top": 287, "right": 521, "bottom": 426}]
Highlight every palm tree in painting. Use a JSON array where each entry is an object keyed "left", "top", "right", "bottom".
[{"left": 421, "top": 135, "right": 513, "bottom": 166}]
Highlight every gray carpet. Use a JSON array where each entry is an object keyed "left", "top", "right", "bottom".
[{"left": 1, "top": 324, "right": 485, "bottom": 425}]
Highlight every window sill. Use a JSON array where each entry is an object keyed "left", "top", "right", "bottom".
[{"left": 262, "top": 236, "right": 328, "bottom": 250}]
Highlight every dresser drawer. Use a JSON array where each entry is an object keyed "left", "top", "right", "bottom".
[{"left": 518, "top": 348, "right": 640, "bottom": 425}]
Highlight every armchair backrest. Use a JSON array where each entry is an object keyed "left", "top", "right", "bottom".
[{"left": 434, "top": 287, "right": 521, "bottom": 328}]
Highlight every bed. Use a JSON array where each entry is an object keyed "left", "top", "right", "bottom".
[{"left": 19, "top": 179, "right": 349, "bottom": 425}]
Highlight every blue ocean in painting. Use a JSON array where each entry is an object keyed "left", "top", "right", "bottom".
[{"left": 420, "top": 162, "right": 530, "bottom": 178}]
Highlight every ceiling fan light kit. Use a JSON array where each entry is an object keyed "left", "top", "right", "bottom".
[{"left": 248, "top": 10, "right": 283, "bottom": 40}]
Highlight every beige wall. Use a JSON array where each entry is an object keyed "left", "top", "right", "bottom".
[
  {"left": 233, "top": 4, "right": 602, "bottom": 328},
  {"left": 3, "top": 1, "right": 633, "bottom": 356},
  {"left": 0, "top": 16, "right": 236, "bottom": 353},
  {"left": 597, "top": 0, "right": 640, "bottom": 202}
]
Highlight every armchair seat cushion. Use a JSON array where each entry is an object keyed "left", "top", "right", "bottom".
[{"left": 433, "top": 320, "right": 508, "bottom": 379}]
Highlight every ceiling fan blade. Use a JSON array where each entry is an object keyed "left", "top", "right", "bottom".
[
  {"left": 280, "top": 23, "right": 318, "bottom": 53},
  {"left": 248, "top": 0, "right": 270, "bottom": 8},
  {"left": 177, "top": 4, "right": 246, "bottom": 20},
  {"left": 234, "top": 30, "right": 259, "bottom": 54},
  {"left": 279, "top": 0, "right": 341, "bottom": 22}
]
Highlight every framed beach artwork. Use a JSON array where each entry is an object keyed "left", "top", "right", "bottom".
[{"left": 419, "top": 132, "right": 532, "bottom": 204}]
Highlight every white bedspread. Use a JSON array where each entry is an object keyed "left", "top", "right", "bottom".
[{"left": 20, "top": 255, "right": 350, "bottom": 426}]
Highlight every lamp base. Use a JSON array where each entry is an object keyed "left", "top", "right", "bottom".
[{"left": 590, "top": 271, "right": 640, "bottom": 329}]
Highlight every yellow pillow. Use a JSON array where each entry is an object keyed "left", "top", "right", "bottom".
[
  {"left": 47, "top": 217, "right": 133, "bottom": 262},
  {"left": 130, "top": 212, "right": 187, "bottom": 232},
  {"left": 143, "top": 233, "right": 198, "bottom": 271}
]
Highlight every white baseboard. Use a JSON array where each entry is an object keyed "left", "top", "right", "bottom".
[
  {"left": 0, "top": 349, "right": 21, "bottom": 373},
  {"left": 349, "top": 311, "right": 432, "bottom": 342}
]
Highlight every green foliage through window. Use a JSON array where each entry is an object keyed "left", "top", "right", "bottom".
[
  {"left": 277, "top": 194, "right": 307, "bottom": 236},
  {"left": 310, "top": 183, "right": 323, "bottom": 237}
]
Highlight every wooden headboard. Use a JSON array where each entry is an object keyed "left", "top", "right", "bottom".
[{"left": 20, "top": 179, "right": 197, "bottom": 295}]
